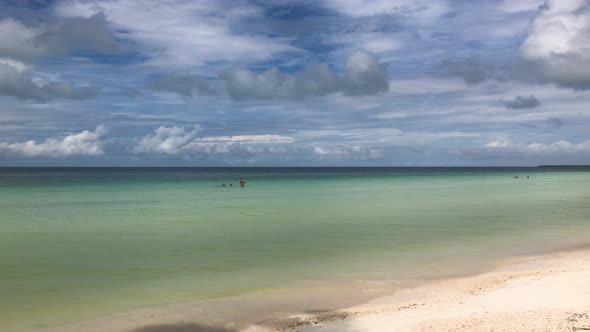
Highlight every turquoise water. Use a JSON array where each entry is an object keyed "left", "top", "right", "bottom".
[{"left": 1, "top": 167, "right": 589, "bottom": 331}]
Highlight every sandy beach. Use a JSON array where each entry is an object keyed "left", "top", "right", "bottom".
[
  {"left": 246, "top": 248, "right": 590, "bottom": 332},
  {"left": 35, "top": 248, "right": 590, "bottom": 332}
]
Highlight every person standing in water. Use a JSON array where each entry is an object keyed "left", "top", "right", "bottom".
[{"left": 240, "top": 177, "right": 245, "bottom": 187}]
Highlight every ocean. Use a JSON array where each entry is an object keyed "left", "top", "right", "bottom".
[{"left": 1, "top": 167, "right": 589, "bottom": 331}]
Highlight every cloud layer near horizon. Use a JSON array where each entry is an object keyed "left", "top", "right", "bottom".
[{"left": 0, "top": 126, "right": 106, "bottom": 157}]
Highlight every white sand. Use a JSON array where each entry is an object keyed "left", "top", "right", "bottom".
[{"left": 247, "top": 249, "right": 590, "bottom": 332}]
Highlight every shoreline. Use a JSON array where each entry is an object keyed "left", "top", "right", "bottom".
[
  {"left": 28, "top": 246, "right": 590, "bottom": 332},
  {"left": 249, "top": 248, "right": 590, "bottom": 331}
]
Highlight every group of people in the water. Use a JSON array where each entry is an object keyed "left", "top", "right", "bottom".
[{"left": 221, "top": 177, "right": 246, "bottom": 188}]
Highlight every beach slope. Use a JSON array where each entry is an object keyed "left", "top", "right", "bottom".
[{"left": 251, "top": 249, "right": 590, "bottom": 332}]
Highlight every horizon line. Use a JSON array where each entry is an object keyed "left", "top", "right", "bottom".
[{"left": 1, "top": 165, "right": 589, "bottom": 169}]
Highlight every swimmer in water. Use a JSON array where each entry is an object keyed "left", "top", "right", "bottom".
[{"left": 240, "top": 177, "right": 245, "bottom": 187}]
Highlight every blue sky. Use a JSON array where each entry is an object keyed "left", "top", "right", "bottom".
[{"left": 1, "top": 0, "right": 590, "bottom": 166}]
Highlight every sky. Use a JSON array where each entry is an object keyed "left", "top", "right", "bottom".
[{"left": 0, "top": 0, "right": 590, "bottom": 166}]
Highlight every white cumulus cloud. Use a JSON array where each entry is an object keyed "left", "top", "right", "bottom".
[
  {"left": 0, "top": 126, "right": 107, "bottom": 157},
  {"left": 133, "top": 126, "right": 200, "bottom": 155},
  {"left": 520, "top": 0, "right": 590, "bottom": 89}
]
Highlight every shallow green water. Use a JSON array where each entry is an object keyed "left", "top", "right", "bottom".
[{"left": 1, "top": 167, "right": 589, "bottom": 330}]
